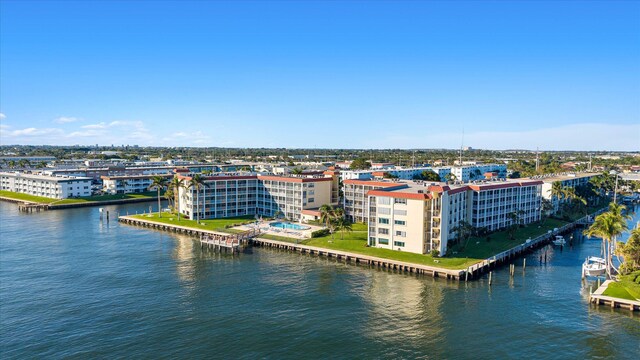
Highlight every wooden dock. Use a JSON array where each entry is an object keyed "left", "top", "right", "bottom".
[
  {"left": 17, "top": 202, "right": 49, "bottom": 213},
  {"left": 118, "top": 215, "right": 260, "bottom": 252},
  {"left": 463, "top": 210, "right": 607, "bottom": 280},
  {"left": 251, "top": 237, "right": 466, "bottom": 280},
  {"left": 589, "top": 280, "right": 640, "bottom": 311}
]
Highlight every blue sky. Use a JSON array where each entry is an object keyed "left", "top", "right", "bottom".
[{"left": 1, "top": 1, "right": 638, "bottom": 150}]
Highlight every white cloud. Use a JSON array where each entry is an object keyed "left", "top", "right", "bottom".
[
  {"left": 81, "top": 122, "right": 108, "bottom": 129},
  {"left": 10, "top": 127, "right": 65, "bottom": 137},
  {"left": 0, "top": 113, "right": 6, "bottom": 120},
  {"left": 54, "top": 116, "right": 79, "bottom": 124}
]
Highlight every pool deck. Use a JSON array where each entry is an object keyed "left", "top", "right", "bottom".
[{"left": 234, "top": 221, "right": 323, "bottom": 239}]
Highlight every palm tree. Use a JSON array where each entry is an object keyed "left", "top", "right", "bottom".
[
  {"left": 445, "top": 173, "right": 457, "bottom": 184},
  {"left": 550, "top": 182, "right": 566, "bottom": 214},
  {"left": 168, "top": 177, "right": 184, "bottom": 220},
  {"left": 334, "top": 217, "right": 353, "bottom": 239},
  {"left": 118, "top": 179, "right": 129, "bottom": 194},
  {"left": 452, "top": 220, "right": 474, "bottom": 248},
  {"left": 149, "top": 176, "right": 168, "bottom": 218},
  {"left": 541, "top": 198, "right": 553, "bottom": 225},
  {"left": 319, "top": 204, "right": 336, "bottom": 239},
  {"left": 607, "top": 203, "right": 632, "bottom": 256},
  {"left": 617, "top": 225, "right": 640, "bottom": 274},
  {"left": 291, "top": 167, "right": 304, "bottom": 175},
  {"left": 584, "top": 204, "right": 629, "bottom": 278},
  {"left": 164, "top": 188, "right": 174, "bottom": 210},
  {"left": 188, "top": 174, "right": 207, "bottom": 223},
  {"left": 506, "top": 211, "right": 524, "bottom": 240}
]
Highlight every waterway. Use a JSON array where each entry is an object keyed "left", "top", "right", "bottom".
[{"left": 1, "top": 202, "right": 639, "bottom": 359}]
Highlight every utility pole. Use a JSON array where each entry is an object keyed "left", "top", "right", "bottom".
[{"left": 535, "top": 147, "right": 539, "bottom": 172}]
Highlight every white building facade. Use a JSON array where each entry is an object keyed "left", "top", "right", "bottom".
[
  {"left": 0, "top": 172, "right": 92, "bottom": 199},
  {"left": 177, "top": 174, "right": 336, "bottom": 221}
]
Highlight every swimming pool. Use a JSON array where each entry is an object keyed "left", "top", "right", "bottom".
[{"left": 269, "top": 222, "right": 311, "bottom": 230}]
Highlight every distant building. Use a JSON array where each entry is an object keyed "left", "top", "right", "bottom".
[
  {"left": 0, "top": 172, "right": 92, "bottom": 199},
  {"left": 101, "top": 174, "right": 174, "bottom": 194},
  {"left": 539, "top": 172, "right": 601, "bottom": 213}
]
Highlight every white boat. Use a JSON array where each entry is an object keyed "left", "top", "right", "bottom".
[
  {"left": 552, "top": 235, "right": 566, "bottom": 246},
  {"left": 582, "top": 257, "right": 606, "bottom": 277}
]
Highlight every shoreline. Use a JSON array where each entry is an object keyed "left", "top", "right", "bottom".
[
  {"left": 0, "top": 195, "right": 160, "bottom": 209},
  {"left": 589, "top": 280, "right": 640, "bottom": 311},
  {"left": 118, "top": 211, "right": 607, "bottom": 281}
]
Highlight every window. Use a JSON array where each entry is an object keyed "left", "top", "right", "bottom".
[
  {"left": 378, "top": 238, "right": 389, "bottom": 245},
  {"left": 378, "top": 207, "right": 391, "bottom": 215},
  {"left": 393, "top": 209, "right": 407, "bottom": 216},
  {"left": 378, "top": 217, "right": 389, "bottom": 224},
  {"left": 394, "top": 241, "right": 405, "bottom": 247},
  {"left": 378, "top": 228, "right": 389, "bottom": 235},
  {"left": 378, "top": 197, "right": 391, "bottom": 205},
  {"left": 395, "top": 231, "right": 406, "bottom": 237},
  {"left": 394, "top": 198, "right": 407, "bottom": 204},
  {"left": 394, "top": 220, "right": 406, "bottom": 226},
  {"left": 308, "top": 198, "right": 315, "bottom": 203}
]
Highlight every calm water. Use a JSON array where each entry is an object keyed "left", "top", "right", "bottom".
[{"left": 1, "top": 202, "right": 639, "bottom": 359}]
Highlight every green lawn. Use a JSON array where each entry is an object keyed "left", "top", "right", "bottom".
[
  {"left": 260, "top": 219, "right": 577, "bottom": 270},
  {"left": 0, "top": 190, "right": 157, "bottom": 205},
  {"left": 129, "top": 212, "right": 257, "bottom": 233},
  {"left": 449, "top": 218, "right": 569, "bottom": 260},
  {"left": 0, "top": 190, "right": 59, "bottom": 204},
  {"left": 603, "top": 272, "right": 640, "bottom": 301}
]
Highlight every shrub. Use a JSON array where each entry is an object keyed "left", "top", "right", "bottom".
[
  {"left": 430, "top": 249, "right": 440, "bottom": 257},
  {"left": 311, "top": 228, "right": 331, "bottom": 238}
]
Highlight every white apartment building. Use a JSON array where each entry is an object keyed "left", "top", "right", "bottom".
[
  {"left": 450, "top": 164, "right": 507, "bottom": 183},
  {"left": 468, "top": 180, "right": 542, "bottom": 231},
  {"left": 101, "top": 174, "right": 174, "bottom": 194},
  {"left": 539, "top": 172, "right": 601, "bottom": 213},
  {"left": 339, "top": 166, "right": 435, "bottom": 181},
  {"left": 0, "top": 172, "right": 92, "bottom": 199},
  {"left": 177, "top": 174, "right": 336, "bottom": 221}
]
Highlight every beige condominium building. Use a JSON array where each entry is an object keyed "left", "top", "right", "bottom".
[
  {"left": 177, "top": 173, "right": 337, "bottom": 221},
  {"left": 343, "top": 179, "right": 408, "bottom": 223},
  {"left": 347, "top": 178, "right": 543, "bottom": 255}
]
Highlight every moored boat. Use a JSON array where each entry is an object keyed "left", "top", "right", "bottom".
[
  {"left": 552, "top": 235, "right": 566, "bottom": 246},
  {"left": 582, "top": 256, "right": 606, "bottom": 277}
]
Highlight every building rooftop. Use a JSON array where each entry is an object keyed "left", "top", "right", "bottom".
[
  {"left": 0, "top": 171, "right": 91, "bottom": 182},
  {"left": 531, "top": 172, "right": 600, "bottom": 183}
]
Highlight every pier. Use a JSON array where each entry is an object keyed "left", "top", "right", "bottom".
[
  {"left": 118, "top": 215, "right": 260, "bottom": 252},
  {"left": 589, "top": 280, "right": 640, "bottom": 311},
  {"left": 463, "top": 210, "right": 607, "bottom": 280},
  {"left": 17, "top": 203, "right": 49, "bottom": 213}
]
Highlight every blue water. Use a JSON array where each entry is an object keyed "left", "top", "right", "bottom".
[
  {"left": 1, "top": 202, "right": 638, "bottom": 359},
  {"left": 269, "top": 221, "right": 310, "bottom": 230}
]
